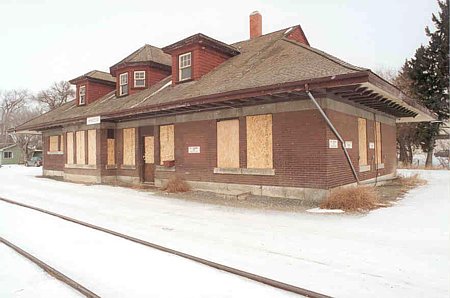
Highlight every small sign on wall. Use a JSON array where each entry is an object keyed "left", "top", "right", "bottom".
[
  {"left": 188, "top": 146, "right": 200, "bottom": 154},
  {"left": 344, "top": 141, "right": 353, "bottom": 149},
  {"left": 329, "top": 139, "right": 338, "bottom": 149},
  {"left": 86, "top": 116, "right": 101, "bottom": 125},
  {"left": 369, "top": 142, "right": 375, "bottom": 149}
]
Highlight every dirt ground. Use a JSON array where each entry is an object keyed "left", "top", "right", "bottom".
[
  {"left": 37, "top": 175, "right": 424, "bottom": 213},
  {"left": 153, "top": 177, "right": 423, "bottom": 213}
]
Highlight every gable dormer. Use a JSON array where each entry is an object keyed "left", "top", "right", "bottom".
[
  {"left": 69, "top": 70, "right": 116, "bottom": 106},
  {"left": 109, "top": 45, "right": 172, "bottom": 97},
  {"left": 162, "top": 34, "right": 240, "bottom": 85}
]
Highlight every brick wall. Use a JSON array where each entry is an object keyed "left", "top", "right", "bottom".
[
  {"left": 114, "top": 65, "right": 171, "bottom": 96},
  {"left": 75, "top": 79, "right": 115, "bottom": 106},
  {"left": 286, "top": 26, "right": 309, "bottom": 45},
  {"left": 170, "top": 44, "right": 230, "bottom": 84},
  {"left": 324, "top": 109, "right": 397, "bottom": 188},
  {"left": 43, "top": 134, "right": 64, "bottom": 171},
  {"left": 162, "top": 110, "right": 328, "bottom": 189}
]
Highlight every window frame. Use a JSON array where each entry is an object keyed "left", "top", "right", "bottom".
[
  {"left": 134, "top": 71, "right": 146, "bottom": 88},
  {"left": 119, "top": 73, "right": 129, "bottom": 96},
  {"left": 178, "top": 52, "right": 192, "bottom": 81},
  {"left": 3, "top": 151, "right": 13, "bottom": 159},
  {"left": 79, "top": 85, "right": 86, "bottom": 105}
]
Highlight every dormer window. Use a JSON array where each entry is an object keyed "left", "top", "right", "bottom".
[
  {"left": 134, "top": 71, "right": 146, "bottom": 87},
  {"left": 119, "top": 73, "right": 128, "bottom": 96},
  {"left": 179, "top": 52, "right": 192, "bottom": 81},
  {"left": 79, "top": 85, "right": 86, "bottom": 105}
]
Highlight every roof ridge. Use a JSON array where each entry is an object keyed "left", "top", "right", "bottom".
[
  {"left": 281, "top": 37, "right": 367, "bottom": 73},
  {"left": 231, "top": 26, "right": 289, "bottom": 46}
]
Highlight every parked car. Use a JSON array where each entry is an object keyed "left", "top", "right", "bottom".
[
  {"left": 25, "top": 156, "right": 42, "bottom": 167},
  {"left": 25, "top": 150, "right": 43, "bottom": 167}
]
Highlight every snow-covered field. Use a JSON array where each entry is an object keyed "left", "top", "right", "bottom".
[{"left": 0, "top": 165, "right": 449, "bottom": 297}]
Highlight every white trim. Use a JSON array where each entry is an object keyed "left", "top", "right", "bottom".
[
  {"left": 134, "top": 71, "right": 146, "bottom": 88},
  {"left": 213, "top": 167, "right": 275, "bottom": 176},
  {"left": 79, "top": 85, "right": 86, "bottom": 105},
  {"left": 47, "top": 151, "right": 64, "bottom": 155},
  {"left": 359, "top": 165, "right": 371, "bottom": 172},
  {"left": 119, "top": 73, "right": 128, "bottom": 96},
  {"left": 178, "top": 52, "right": 192, "bottom": 81},
  {"left": 3, "top": 151, "right": 13, "bottom": 159}
]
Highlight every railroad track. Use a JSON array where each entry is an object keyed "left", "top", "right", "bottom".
[
  {"left": 0, "top": 196, "right": 332, "bottom": 298},
  {"left": 0, "top": 236, "right": 100, "bottom": 297}
]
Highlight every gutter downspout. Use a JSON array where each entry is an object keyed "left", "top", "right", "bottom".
[{"left": 305, "top": 85, "right": 360, "bottom": 184}]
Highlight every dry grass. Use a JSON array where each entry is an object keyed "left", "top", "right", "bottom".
[
  {"left": 320, "top": 186, "right": 380, "bottom": 212},
  {"left": 162, "top": 175, "right": 191, "bottom": 193},
  {"left": 398, "top": 164, "right": 446, "bottom": 170},
  {"left": 396, "top": 173, "right": 427, "bottom": 187}
]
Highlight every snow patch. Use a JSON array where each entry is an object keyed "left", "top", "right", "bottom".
[{"left": 307, "top": 208, "right": 345, "bottom": 214}]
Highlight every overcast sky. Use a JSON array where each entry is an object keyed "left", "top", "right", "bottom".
[{"left": 0, "top": 0, "right": 439, "bottom": 92}]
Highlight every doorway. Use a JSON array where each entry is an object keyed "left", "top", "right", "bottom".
[{"left": 142, "top": 136, "right": 155, "bottom": 183}]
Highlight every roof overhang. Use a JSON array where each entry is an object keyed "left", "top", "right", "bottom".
[
  {"left": 15, "top": 71, "right": 436, "bottom": 132},
  {"left": 162, "top": 33, "right": 240, "bottom": 57}
]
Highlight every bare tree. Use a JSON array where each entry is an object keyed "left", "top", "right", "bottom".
[
  {"left": 9, "top": 106, "right": 43, "bottom": 162},
  {"left": 34, "top": 81, "right": 75, "bottom": 111},
  {"left": 374, "top": 66, "right": 398, "bottom": 84},
  {"left": 0, "top": 89, "right": 30, "bottom": 143}
]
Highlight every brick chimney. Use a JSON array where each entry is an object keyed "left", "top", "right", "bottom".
[{"left": 250, "top": 11, "right": 262, "bottom": 39}]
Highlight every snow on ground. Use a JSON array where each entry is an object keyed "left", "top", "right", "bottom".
[
  {"left": 0, "top": 199, "right": 295, "bottom": 297},
  {"left": 0, "top": 165, "right": 449, "bottom": 297},
  {"left": 306, "top": 208, "right": 344, "bottom": 214},
  {"left": 0, "top": 243, "right": 81, "bottom": 298}
]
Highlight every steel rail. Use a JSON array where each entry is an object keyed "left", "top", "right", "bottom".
[
  {"left": 0, "top": 236, "right": 100, "bottom": 298},
  {"left": 0, "top": 196, "right": 332, "bottom": 298}
]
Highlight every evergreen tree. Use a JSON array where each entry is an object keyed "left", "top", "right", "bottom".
[{"left": 407, "top": 0, "right": 449, "bottom": 166}]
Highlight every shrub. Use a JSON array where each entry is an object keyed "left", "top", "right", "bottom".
[
  {"left": 320, "top": 186, "right": 380, "bottom": 212},
  {"left": 162, "top": 175, "right": 191, "bottom": 193},
  {"left": 397, "top": 173, "right": 427, "bottom": 187}
]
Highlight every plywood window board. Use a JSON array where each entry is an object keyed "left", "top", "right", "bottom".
[
  {"left": 66, "top": 132, "right": 74, "bottom": 164},
  {"left": 60, "top": 134, "right": 64, "bottom": 152},
  {"left": 217, "top": 119, "right": 239, "bottom": 168},
  {"left": 123, "top": 128, "right": 136, "bottom": 166},
  {"left": 87, "top": 130, "right": 96, "bottom": 166},
  {"left": 246, "top": 114, "right": 273, "bottom": 169},
  {"left": 358, "top": 118, "right": 368, "bottom": 166},
  {"left": 75, "top": 131, "right": 86, "bottom": 165},
  {"left": 375, "top": 122, "right": 382, "bottom": 164},
  {"left": 159, "top": 125, "right": 174, "bottom": 165},
  {"left": 144, "top": 136, "right": 155, "bottom": 164},
  {"left": 49, "top": 136, "right": 59, "bottom": 152}
]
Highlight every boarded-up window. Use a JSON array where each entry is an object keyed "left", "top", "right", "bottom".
[
  {"left": 246, "top": 114, "right": 273, "bottom": 169},
  {"left": 159, "top": 125, "right": 174, "bottom": 165},
  {"left": 123, "top": 128, "right": 136, "bottom": 166},
  {"left": 49, "top": 136, "right": 59, "bottom": 152},
  {"left": 217, "top": 119, "right": 239, "bottom": 168},
  {"left": 107, "top": 129, "right": 115, "bottom": 166},
  {"left": 67, "top": 132, "right": 74, "bottom": 164},
  {"left": 358, "top": 118, "right": 368, "bottom": 166},
  {"left": 375, "top": 122, "right": 382, "bottom": 164},
  {"left": 87, "top": 130, "right": 96, "bottom": 165},
  {"left": 60, "top": 134, "right": 64, "bottom": 152},
  {"left": 144, "top": 136, "right": 155, "bottom": 164},
  {"left": 76, "top": 131, "right": 86, "bottom": 165}
]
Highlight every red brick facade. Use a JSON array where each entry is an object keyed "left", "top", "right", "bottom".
[
  {"left": 114, "top": 65, "right": 171, "bottom": 96},
  {"left": 42, "top": 104, "right": 397, "bottom": 196},
  {"left": 75, "top": 79, "right": 115, "bottom": 106},
  {"left": 169, "top": 44, "right": 230, "bottom": 84}
]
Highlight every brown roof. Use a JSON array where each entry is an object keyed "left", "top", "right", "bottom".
[
  {"left": 163, "top": 33, "right": 240, "bottom": 56},
  {"left": 16, "top": 27, "right": 432, "bottom": 131},
  {"left": 69, "top": 70, "right": 115, "bottom": 84},
  {"left": 110, "top": 44, "right": 172, "bottom": 73}
]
